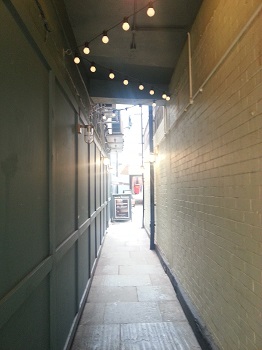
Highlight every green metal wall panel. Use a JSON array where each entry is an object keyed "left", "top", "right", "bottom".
[
  {"left": 77, "top": 228, "right": 90, "bottom": 300},
  {"left": 78, "top": 134, "right": 89, "bottom": 226},
  {"left": 55, "top": 247, "right": 77, "bottom": 350},
  {"left": 54, "top": 81, "right": 76, "bottom": 247},
  {"left": 0, "top": 278, "right": 50, "bottom": 350},
  {"left": 89, "top": 144, "right": 95, "bottom": 215},
  {"left": 96, "top": 213, "right": 101, "bottom": 249},
  {"left": 90, "top": 222, "right": 96, "bottom": 270},
  {"left": 96, "top": 151, "right": 101, "bottom": 208},
  {"left": 0, "top": 1, "right": 49, "bottom": 299}
]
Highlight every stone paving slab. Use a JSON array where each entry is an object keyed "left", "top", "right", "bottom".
[
  {"left": 158, "top": 301, "right": 187, "bottom": 322},
  {"left": 87, "top": 286, "right": 138, "bottom": 303},
  {"left": 149, "top": 273, "right": 172, "bottom": 285},
  {"left": 71, "top": 324, "right": 120, "bottom": 350},
  {"left": 94, "top": 265, "right": 119, "bottom": 275},
  {"left": 92, "top": 274, "right": 152, "bottom": 287},
  {"left": 104, "top": 301, "right": 162, "bottom": 324},
  {"left": 119, "top": 264, "right": 165, "bottom": 275},
  {"left": 137, "top": 285, "right": 178, "bottom": 302},
  {"left": 120, "top": 322, "right": 201, "bottom": 350},
  {"left": 98, "top": 256, "right": 148, "bottom": 266}
]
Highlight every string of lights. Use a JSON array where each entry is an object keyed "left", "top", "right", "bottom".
[
  {"left": 80, "top": 55, "right": 171, "bottom": 103},
  {"left": 68, "top": 0, "right": 171, "bottom": 105}
]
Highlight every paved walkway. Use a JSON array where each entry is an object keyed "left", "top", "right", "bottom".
[{"left": 71, "top": 205, "right": 201, "bottom": 350}]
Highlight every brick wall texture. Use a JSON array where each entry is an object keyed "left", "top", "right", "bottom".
[{"left": 153, "top": 1, "right": 262, "bottom": 349}]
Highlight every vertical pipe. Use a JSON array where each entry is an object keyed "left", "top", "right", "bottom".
[
  {"left": 140, "top": 105, "right": 144, "bottom": 168},
  {"left": 149, "top": 106, "right": 155, "bottom": 250},
  {"left": 188, "top": 32, "right": 193, "bottom": 104},
  {"left": 140, "top": 105, "right": 145, "bottom": 228}
]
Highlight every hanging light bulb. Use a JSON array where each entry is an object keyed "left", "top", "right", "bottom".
[
  {"left": 74, "top": 52, "right": 80, "bottom": 64},
  {"left": 83, "top": 42, "right": 90, "bottom": 55},
  {"left": 152, "top": 100, "right": 156, "bottom": 107},
  {"left": 102, "top": 31, "right": 109, "bottom": 44},
  {"left": 90, "top": 62, "right": 96, "bottom": 73},
  {"left": 123, "top": 78, "right": 129, "bottom": 85},
  {"left": 166, "top": 95, "right": 171, "bottom": 101},
  {"left": 102, "top": 114, "right": 107, "bottom": 121},
  {"left": 149, "top": 88, "right": 155, "bottom": 95},
  {"left": 139, "top": 83, "right": 144, "bottom": 90},
  {"left": 122, "top": 17, "right": 130, "bottom": 31},
  {"left": 109, "top": 70, "right": 115, "bottom": 79},
  {"left": 162, "top": 92, "right": 167, "bottom": 99},
  {"left": 147, "top": 1, "right": 155, "bottom": 17}
]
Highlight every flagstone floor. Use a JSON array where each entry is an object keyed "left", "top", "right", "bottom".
[{"left": 71, "top": 205, "right": 201, "bottom": 350}]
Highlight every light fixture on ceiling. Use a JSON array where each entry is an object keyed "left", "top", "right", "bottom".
[
  {"left": 162, "top": 92, "right": 167, "bottom": 99},
  {"left": 102, "top": 114, "right": 107, "bottom": 121},
  {"left": 102, "top": 31, "right": 109, "bottom": 44},
  {"left": 109, "top": 70, "right": 115, "bottom": 79},
  {"left": 123, "top": 78, "right": 129, "bottom": 85},
  {"left": 147, "top": 2, "right": 155, "bottom": 17},
  {"left": 74, "top": 52, "right": 80, "bottom": 64},
  {"left": 152, "top": 100, "right": 156, "bottom": 107},
  {"left": 149, "top": 88, "right": 155, "bottom": 95},
  {"left": 139, "top": 83, "right": 144, "bottom": 91},
  {"left": 83, "top": 42, "right": 90, "bottom": 54},
  {"left": 122, "top": 17, "right": 130, "bottom": 31},
  {"left": 166, "top": 95, "right": 171, "bottom": 101},
  {"left": 90, "top": 62, "right": 96, "bottom": 72}
]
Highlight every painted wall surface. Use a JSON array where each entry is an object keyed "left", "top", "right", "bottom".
[
  {"left": 0, "top": 1, "right": 109, "bottom": 349},
  {"left": 154, "top": 1, "right": 262, "bottom": 349}
]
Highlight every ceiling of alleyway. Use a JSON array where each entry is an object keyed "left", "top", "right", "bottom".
[{"left": 64, "top": 0, "right": 203, "bottom": 106}]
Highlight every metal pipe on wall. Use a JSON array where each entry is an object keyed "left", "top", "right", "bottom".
[
  {"left": 148, "top": 105, "right": 155, "bottom": 250},
  {"left": 140, "top": 105, "right": 145, "bottom": 228},
  {"left": 187, "top": 32, "right": 193, "bottom": 104}
]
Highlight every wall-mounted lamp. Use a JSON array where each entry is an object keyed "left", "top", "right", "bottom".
[{"left": 77, "top": 124, "right": 94, "bottom": 144}]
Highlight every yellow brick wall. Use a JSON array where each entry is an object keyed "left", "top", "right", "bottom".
[{"left": 154, "top": 1, "right": 262, "bottom": 349}]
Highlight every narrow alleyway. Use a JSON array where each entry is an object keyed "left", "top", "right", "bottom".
[{"left": 70, "top": 205, "right": 201, "bottom": 350}]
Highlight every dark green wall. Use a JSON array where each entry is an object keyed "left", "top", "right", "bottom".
[{"left": 0, "top": 1, "right": 109, "bottom": 349}]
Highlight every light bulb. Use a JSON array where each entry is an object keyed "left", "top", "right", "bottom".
[
  {"left": 162, "top": 92, "right": 167, "bottom": 99},
  {"left": 152, "top": 100, "right": 156, "bottom": 107},
  {"left": 139, "top": 83, "right": 144, "bottom": 90},
  {"left": 109, "top": 70, "right": 115, "bottom": 79},
  {"left": 83, "top": 42, "right": 90, "bottom": 55},
  {"left": 147, "top": 2, "right": 155, "bottom": 17},
  {"left": 122, "top": 17, "right": 130, "bottom": 31},
  {"left": 123, "top": 79, "right": 129, "bottom": 85},
  {"left": 149, "top": 88, "right": 155, "bottom": 95},
  {"left": 102, "top": 31, "right": 109, "bottom": 44},
  {"left": 166, "top": 95, "right": 171, "bottom": 101},
  {"left": 90, "top": 62, "right": 96, "bottom": 73},
  {"left": 74, "top": 53, "right": 80, "bottom": 64},
  {"left": 102, "top": 114, "right": 107, "bottom": 120}
]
